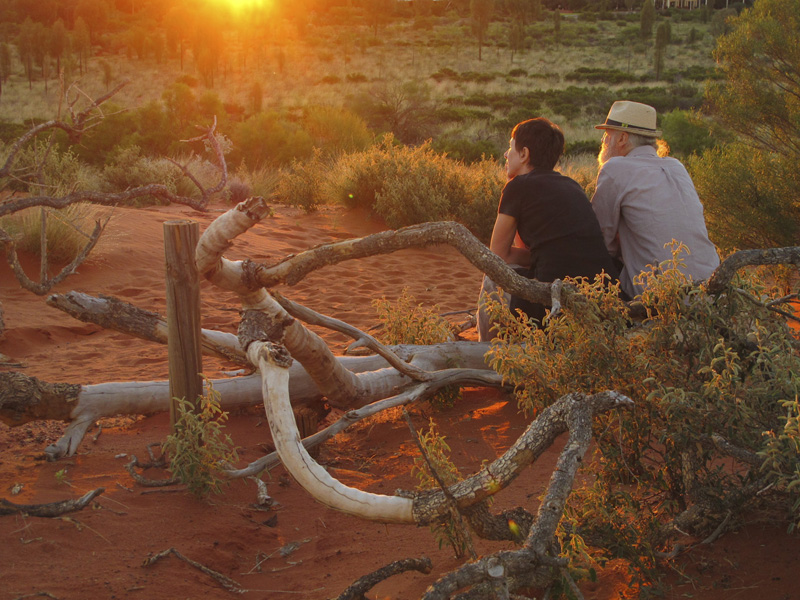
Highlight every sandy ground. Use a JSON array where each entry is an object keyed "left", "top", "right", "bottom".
[{"left": 1, "top": 201, "right": 799, "bottom": 600}]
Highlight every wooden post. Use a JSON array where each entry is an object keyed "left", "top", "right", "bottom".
[{"left": 164, "top": 220, "right": 203, "bottom": 429}]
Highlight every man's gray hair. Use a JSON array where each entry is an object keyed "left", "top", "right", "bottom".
[{"left": 627, "top": 132, "right": 658, "bottom": 149}]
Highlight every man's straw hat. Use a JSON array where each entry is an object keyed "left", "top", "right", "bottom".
[{"left": 595, "top": 100, "right": 662, "bottom": 138}]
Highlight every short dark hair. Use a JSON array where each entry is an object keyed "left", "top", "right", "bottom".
[{"left": 511, "top": 117, "right": 565, "bottom": 170}]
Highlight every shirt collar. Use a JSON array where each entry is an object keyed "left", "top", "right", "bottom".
[{"left": 628, "top": 145, "right": 658, "bottom": 158}]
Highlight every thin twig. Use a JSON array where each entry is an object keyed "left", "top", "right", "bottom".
[
  {"left": 402, "top": 409, "right": 477, "bottom": 560},
  {"left": 143, "top": 547, "right": 247, "bottom": 594}
]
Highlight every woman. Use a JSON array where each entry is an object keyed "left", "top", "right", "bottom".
[{"left": 477, "top": 117, "right": 619, "bottom": 340}]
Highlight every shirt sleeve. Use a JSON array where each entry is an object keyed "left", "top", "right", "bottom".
[
  {"left": 591, "top": 164, "right": 622, "bottom": 258},
  {"left": 498, "top": 179, "right": 522, "bottom": 219}
]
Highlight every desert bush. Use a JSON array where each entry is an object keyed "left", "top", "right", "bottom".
[
  {"left": 373, "top": 288, "right": 453, "bottom": 346},
  {"left": 431, "top": 135, "right": 500, "bottom": 163},
  {"left": 485, "top": 252, "right": 800, "bottom": 580},
  {"left": 230, "top": 111, "right": 314, "bottom": 167},
  {"left": 302, "top": 105, "right": 373, "bottom": 156},
  {"left": 225, "top": 176, "right": 251, "bottom": 205},
  {"left": 374, "top": 289, "right": 460, "bottom": 410},
  {"left": 659, "top": 109, "right": 718, "bottom": 157},
  {"left": 273, "top": 149, "right": 331, "bottom": 212},
  {"left": 163, "top": 382, "right": 239, "bottom": 499},
  {"left": 411, "top": 419, "right": 469, "bottom": 556},
  {"left": 0, "top": 203, "right": 108, "bottom": 263},
  {"left": 688, "top": 142, "right": 800, "bottom": 252},
  {"left": 327, "top": 136, "right": 502, "bottom": 239},
  {"left": 347, "top": 80, "right": 438, "bottom": 144},
  {"left": 98, "top": 145, "right": 181, "bottom": 205}
]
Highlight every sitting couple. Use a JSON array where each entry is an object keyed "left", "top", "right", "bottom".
[{"left": 478, "top": 101, "right": 719, "bottom": 341}]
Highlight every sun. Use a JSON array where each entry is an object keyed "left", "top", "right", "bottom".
[{"left": 214, "top": 0, "right": 274, "bottom": 15}]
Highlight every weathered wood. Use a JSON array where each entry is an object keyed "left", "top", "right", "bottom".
[
  {"left": 0, "top": 487, "right": 105, "bottom": 517},
  {"left": 336, "top": 557, "right": 433, "bottom": 600},
  {"left": 164, "top": 220, "right": 204, "bottom": 427},
  {"left": 46, "top": 291, "right": 248, "bottom": 365}
]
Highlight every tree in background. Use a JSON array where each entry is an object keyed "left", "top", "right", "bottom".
[
  {"left": 73, "top": 17, "right": 91, "bottom": 74},
  {"left": 470, "top": 0, "right": 494, "bottom": 61},
  {"left": 50, "top": 19, "right": 68, "bottom": 75},
  {"left": 74, "top": 0, "right": 109, "bottom": 45},
  {"left": 692, "top": 0, "right": 800, "bottom": 252},
  {"left": 640, "top": 0, "right": 655, "bottom": 39},
  {"left": 0, "top": 43, "right": 10, "bottom": 99},
  {"left": 16, "top": 18, "right": 36, "bottom": 89},
  {"left": 654, "top": 21, "right": 669, "bottom": 80}
]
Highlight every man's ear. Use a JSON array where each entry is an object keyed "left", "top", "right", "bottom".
[{"left": 519, "top": 145, "right": 530, "bottom": 165}]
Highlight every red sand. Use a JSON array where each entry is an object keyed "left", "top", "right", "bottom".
[{"left": 1, "top": 202, "right": 799, "bottom": 600}]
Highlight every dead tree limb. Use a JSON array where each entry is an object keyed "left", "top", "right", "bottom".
[
  {"left": 336, "top": 557, "right": 433, "bottom": 600},
  {"left": 142, "top": 547, "right": 247, "bottom": 594},
  {"left": 706, "top": 247, "right": 800, "bottom": 295},
  {"left": 421, "top": 389, "right": 610, "bottom": 599},
  {"left": 0, "top": 342, "right": 494, "bottom": 458},
  {"left": 46, "top": 291, "right": 249, "bottom": 366},
  {"left": 0, "top": 487, "right": 105, "bottom": 517}
]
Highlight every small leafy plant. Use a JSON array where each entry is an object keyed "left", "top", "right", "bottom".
[
  {"left": 373, "top": 288, "right": 459, "bottom": 409},
  {"left": 162, "top": 381, "right": 239, "bottom": 499},
  {"left": 411, "top": 419, "right": 470, "bottom": 557}
]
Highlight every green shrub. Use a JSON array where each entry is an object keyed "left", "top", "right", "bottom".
[
  {"left": 688, "top": 142, "right": 800, "bottom": 252},
  {"left": 302, "top": 105, "right": 373, "bottom": 156},
  {"left": 374, "top": 289, "right": 460, "bottom": 410},
  {"left": 431, "top": 135, "right": 501, "bottom": 163},
  {"left": 273, "top": 149, "right": 330, "bottom": 212},
  {"left": 163, "top": 382, "right": 239, "bottom": 499},
  {"left": 0, "top": 203, "right": 108, "bottom": 263},
  {"left": 660, "top": 109, "right": 717, "bottom": 157},
  {"left": 327, "top": 136, "right": 502, "bottom": 240},
  {"left": 411, "top": 419, "right": 469, "bottom": 555},
  {"left": 486, "top": 254, "right": 800, "bottom": 579},
  {"left": 98, "top": 145, "right": 181, "bottom": 205},
  {"left": 231, "top": 111, "right": 314, "bottom": 167}
]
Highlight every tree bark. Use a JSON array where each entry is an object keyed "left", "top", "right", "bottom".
[{"left": 0, "top": 342, "right": 494, "bottom": 458}]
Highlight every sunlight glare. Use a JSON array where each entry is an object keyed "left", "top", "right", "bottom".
[{"left": 215, "top": 0, "right": 273, "bottom": 15}]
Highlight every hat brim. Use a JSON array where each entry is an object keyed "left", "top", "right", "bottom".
[{"left": 595, "top": 123, "right": 662, "bottom": 138}]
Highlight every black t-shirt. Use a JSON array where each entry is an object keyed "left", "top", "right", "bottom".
[{"left": 499, "top": 168, "right": 619, "bottom": 320}]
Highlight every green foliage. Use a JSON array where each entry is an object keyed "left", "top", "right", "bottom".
[
  {"left": 348, "top": 81, "right": 437, "bottom": 144},
  {"left": 373, "top": 288, "right": 453, "bottom": 346},
  {"left": 759, "top": 397, "right": 800, "bottom": 532},
  {"left": 411, "top": 418, "right": 469, "bottom": 556},
  {"left": 374, "top": 289, "right": 459, "bottom": 409},
  {"left": 231, "top": 111, "right": 314, "bottom": 167},
  {"left": 564, "top": 67, "right": 638, "bottom": 84},
  {"left": 639, "top": 0, "right": 655, "bottom": 39},
  {"left": 163, "top": 382, "right": 239, "bottom": 499},
  {"left": 327, "top": 136, "right": 502, "bottom": 241},
  {"left": 688, "top": 142, "right": 800, "bottom": 252},
  {"left": 1, "top": 203, "right": 106, "bottom": 263},
  {"left": 486, "top": 252, "right": 800, "bottom": 579},
  {"left": 302, "top": 105, "right": 373, "bottom": 156},
  {"left": 660, "top": 109, "right": 718, "bottom": 157},
  {"left": 273, "top": 149, "right": 331, "bottom": 212},
  {"left": 707, "top": 0, "right": 800, "bottom": 163},
  {"left": 98, "top": 145, "right": 183, "bottom": 205}
]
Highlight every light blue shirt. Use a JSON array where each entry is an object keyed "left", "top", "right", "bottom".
[{"left": 591, "top": 145, "right": 720, "bottom": 298}]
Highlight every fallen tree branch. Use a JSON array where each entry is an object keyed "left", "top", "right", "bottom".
[
  {"left": 274, "top": 291, "right": 432, "bottom": 382},
  {"left": 142, "top": 547, "right": 247, "bottom": 594},
  {"left": 46, "top": 291, "right": 249, "bottom": 366},
  {"left": 0, "top": 488, "right": 105, "bottom": 517},
  {"left": 336, "top": 557, "right": 433, "bottom": 600},
  {"left": 706, "top": 247, "right": 800, "bottom": 295}
]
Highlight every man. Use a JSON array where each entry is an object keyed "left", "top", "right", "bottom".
[
  {"left": 591, "top": 100, "right": 720, "bottom": 299},
  {"left": 477, "top": 117, "right": 618, "bottom": 340}
]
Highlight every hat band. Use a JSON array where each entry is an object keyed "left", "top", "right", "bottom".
[{"left": 604, "top": 118, "right": 657, "bottom": 133}]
